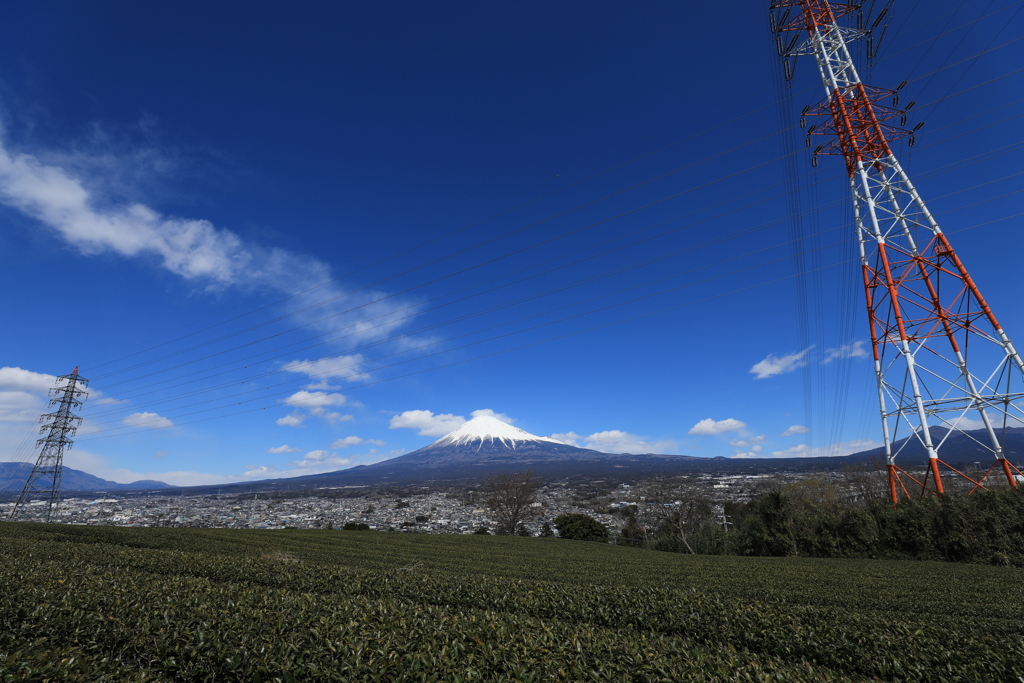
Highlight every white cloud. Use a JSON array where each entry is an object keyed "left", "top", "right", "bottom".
[
  {"left": 289, "top": 449, "right": 352, "bottom": 469},
  {"left": 548, "top": 431, "right": 582, "bottom": 447},
  {"left": 281, "top": 391, "right": 353, "bottom": 424},
  {"left": 329, "top": 436, "right": 363, "bottom": 448},
  {"left": 244, "top": 465, "right": 278, "bottom": 478},
  {"left": 781, "top": 424, "right": 810, "bottom": 436},
  {"left": 583, "top": 430, "right": 675, "bottom": 455},
  {"left": 281, "top": 355, "right": 371, "bottom": 383},
  {"left": 0, "top": 368, "right": 58, "bottom": 424},
  {"left": 940, "top": 413, "right": 1024, "bottom": 431},
  {"left": 283, "top": 390, "right": 348, "bottom": 410},
  {"left": 769, "top": 439, "right": 882, "bottom": 458},
  {"left": 0, "top": 135, "right": 418, "bottom": 359},
  {"left": 729, "top": 434, "right": 765, "bottom": 448},
  {"left": 823, "top": 341, "right": 869, "bottom": 363},
  {"left": 386, "top": 407, "right": 512, "bottom": 438},
  {"left": 750, "top": 347, "right": 813, "bottom": 379},
  {"left": 123, "top": 412, "right": 173, "bottom": 429},
  {"left": 0, "top": 366, "right": 57, "bottom": 393},
  {"left": 389, "top": 410, "right": 466, "bottom": 437},
  {"left": 946, "top": 416, "right": 986, "bottom": 430},
  {"left": 276, "top": 413, "right": 305, "bottom": 428},
  {"left": 729, "top": 434, "right": 765, "bottom": 457},
  {"left": 267, "top": 444, "right": 302, "bottom": 454},
  {"left": 0, "top": 144, "right": 246, "bottom": 283},
  {"left": 0, "top": 390, "right": 46, "bottom": 423},
  {"left": 689, "top": 418, "right": 747, "bottom": 435},
  {"left": 152, "top": 451, "right": 168, "bottom": 458},
  {"left": 470, "top": 409, "right": 514, "bottom": 424}
]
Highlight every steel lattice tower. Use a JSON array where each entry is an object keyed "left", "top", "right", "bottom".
[
  {"left": 769, "top": 0, "right": 1024, "bottom": 504},
  {"left": 9, "top": 367, "right": 89, "bottom": 522}
]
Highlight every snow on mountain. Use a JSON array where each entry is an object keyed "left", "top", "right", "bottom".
[{"left": 426, "top": 415, "right": 564, "bottom": 450}]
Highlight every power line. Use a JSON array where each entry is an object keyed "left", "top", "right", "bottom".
[{"left": 79, "top": 105, "right": 1024, "bottom": 411}]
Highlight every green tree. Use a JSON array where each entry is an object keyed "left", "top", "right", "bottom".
[
  {"left": 554, "top": 513, "right": 609, "bottom": 542},
  {"left": 616, "top": 516, "right": 646, "bottom": 547}
]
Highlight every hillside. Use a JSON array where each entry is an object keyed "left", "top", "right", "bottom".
[
  {"left": 0, "top": 462, "right": 170, "bottom": 493},
  {"left": 1, "top": 522, "right": 1021, "bottom": 681}
]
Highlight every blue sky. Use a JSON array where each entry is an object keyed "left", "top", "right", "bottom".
[{"left": 1, "top": 0, "right": 1022, "bottom": 486}]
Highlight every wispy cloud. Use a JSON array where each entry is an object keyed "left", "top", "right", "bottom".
[
  {"left": 548, "top": 431, "right": 582, "bottom": 447},
  {"left": 781, "top": 424, "right": 810, "bottom": 436},
  {"left": 582, "top": 430, "right": 675, "bottom": 455},
  {"left": 389, "top": 409, "right": 466, "bottom": 437},
  {"left": 823, "top": 340, "right": 869, "bottom": 363},
  {"left": 275, "top": 413, "right": 305, "bottom": 428},
  {"left": 0, "top": 135, "right": 416, "bottom": 348},
  {"left": 750, "top": 347, "right": 813, "bottom": 379},
  {"left": 281, "top": 391, "right": 353, "bottom": 424},
  {"left": 688, "top": 418, "right": 746, "bottom": 435},
  {"left": 282, "top": 355, "right": 371, "bottom": 384},
  {"left": 470, "top": 409, "right": 513, "bottom": 424},
  {"left": 267, "top": 444, "right": 302, "bottom": 454},
  {"left": 123, "top": 412, "right": 173, "bottom": 429},
  {"left": 769, "top": 439, "right": 881, "bottom": 458}
]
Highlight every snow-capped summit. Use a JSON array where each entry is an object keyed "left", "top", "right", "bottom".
[{"left": 427, "top": 414, "right": 563, "bottom": 450}]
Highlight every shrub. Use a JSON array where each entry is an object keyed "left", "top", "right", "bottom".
[{"left": 554, "top": 513, "right": 609, "bottom": 542}]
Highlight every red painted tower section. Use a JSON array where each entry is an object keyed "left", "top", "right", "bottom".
[{"left": 770, "top": 0, "right": 1024, "bottom": 504}]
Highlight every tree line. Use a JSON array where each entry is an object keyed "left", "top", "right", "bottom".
[
  {"left": 617, "top": 476, "right": 1024, "bottom": 566},
  {"left": 482, "top": 468, "right": 1024, "bottom": 566}
]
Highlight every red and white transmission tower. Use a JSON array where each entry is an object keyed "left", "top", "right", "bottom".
[{"left": 769, "top": 0, "right": 1024, "bottom": 504}]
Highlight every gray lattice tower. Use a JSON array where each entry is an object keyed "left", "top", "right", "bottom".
[{"left": 9, "top": 367, "right": 89, "bottom": 523}]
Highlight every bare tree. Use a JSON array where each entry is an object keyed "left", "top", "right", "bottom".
[
  {"left": 483, "top": 469, "right": 540, "bottom": 535},
  {"left": 642, "top": 477, "right": 717, "bottom": 554},
  {"left": 841, "top": 456, "right": 890, "bottom": 504}
]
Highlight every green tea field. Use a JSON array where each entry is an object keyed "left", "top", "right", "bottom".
[{"left": 1, "top": 522, "right": 1022, "bottom": 682}]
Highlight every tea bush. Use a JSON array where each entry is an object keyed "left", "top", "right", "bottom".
[{"left": 1, "top": 522, "right": 1022, "bottom": 681}]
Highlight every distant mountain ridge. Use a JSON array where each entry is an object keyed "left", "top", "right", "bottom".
[
  {"left": 0, "top": 462, "right": 171, "bottom": 492},
  {"left": 205, "top": 421, "right": 1024, "bottom": 494},
  {"left": 8, "top": 421, "right": 1024, "bottom": 498}
]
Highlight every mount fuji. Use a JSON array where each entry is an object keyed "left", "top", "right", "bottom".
[
  {"left": 377, "top": 414, "right": 700, "bottom": 472},
  {"left": 200, "top": 415, "right": 714, "bottom": 493}
]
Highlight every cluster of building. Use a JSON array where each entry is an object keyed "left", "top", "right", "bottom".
[
  {"left": 1, "top": 487, "right": 619, "bottom": 534},
  {"left": 1, "top": 472, "right": 816, "bottom": 533}
]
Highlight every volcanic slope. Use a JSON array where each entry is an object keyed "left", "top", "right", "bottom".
[
  {"left": 348, "top": 415, "right": 704, "bottom": 480},
  {"left": 188, "top": 416, "right": 707, "bottom": 493}
]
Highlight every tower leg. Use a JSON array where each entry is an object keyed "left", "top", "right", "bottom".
[
  {"left": 929, "top": 458, "right": 944, "bottom": 495},
  {"left": 999, "top": 459, "right": 1018, "bottom": 488},
  {"left": 888, "top": 464, "right": 899, "bottom": 506}
]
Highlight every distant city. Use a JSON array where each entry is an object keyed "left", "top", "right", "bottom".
[{"left": 1, "top": 472, "right": 816, "bottom": 532}]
